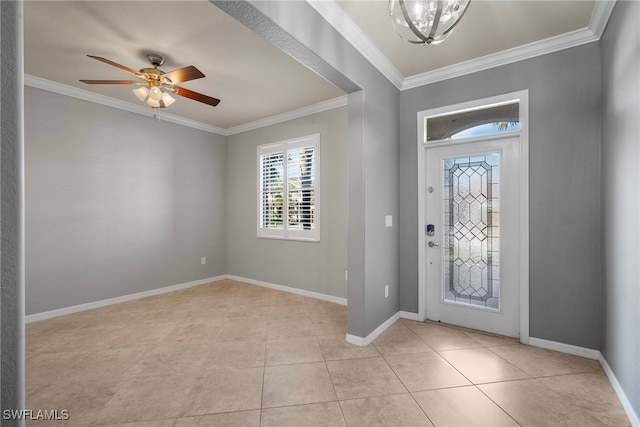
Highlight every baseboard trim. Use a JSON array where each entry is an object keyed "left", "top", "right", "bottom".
[
  {"left": 529, "top": 337, "right": 639, "bottom": 425},
  {"left": 346, "top": 311, "right": 401, "bottom": 347},
  {"left": 599, "top": 354, "right": 640, "bottom": 426},
  {"left": 25, "top": 275, "right": 227, "bottom": 323},
  {"left": 399, "top": 310, "right": 421, "bottom": 321},
  {"left": 529, "top": 337, "right": 601, "bottom": 360},
  {"left": 225, "top": 275, "right": 347, "bottom": 306}
]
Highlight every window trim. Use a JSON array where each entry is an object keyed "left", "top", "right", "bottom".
[{"left": 257, "top": 133, "right": 320, "bottom": 242}]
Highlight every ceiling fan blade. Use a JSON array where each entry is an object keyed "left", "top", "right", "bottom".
[
  {"left": 87, "top": 55, "right": 141, "bottom": 76},
  {"left": 163, "top": 66, "right": 205, "bottom": 84},
  {"left": 80, "top": 79, "right": 138, "bottom": 84},
  {"left": 172, "top": 86, "right": 220, "bottom": 107}
]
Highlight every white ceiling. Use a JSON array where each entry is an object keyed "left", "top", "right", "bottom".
[
  {"left": 336, "top": 0, "right": 595, "bottom": 77},
  {"left": 24, "top": 0, "right": 607, "bottom": 133}
]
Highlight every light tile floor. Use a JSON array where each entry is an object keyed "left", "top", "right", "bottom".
[{"left": 26, "top": 279, "right": 630, "bottom": 426}]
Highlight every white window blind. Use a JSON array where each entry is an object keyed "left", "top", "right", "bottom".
[{"left": 257, "top": 134, "right": 320, "bottom": 241}]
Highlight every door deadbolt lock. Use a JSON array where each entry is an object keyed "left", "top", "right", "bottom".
[{"left": 426, "top": 224, "right": 435, "bottom": 236}]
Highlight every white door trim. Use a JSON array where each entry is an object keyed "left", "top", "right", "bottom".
[{"left": 416, "top": 90, "right": 530, "bottom": 344}]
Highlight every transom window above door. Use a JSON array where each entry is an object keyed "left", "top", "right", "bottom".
[{"left": 426, "top": 102, "right": 520, "bottom": 142}]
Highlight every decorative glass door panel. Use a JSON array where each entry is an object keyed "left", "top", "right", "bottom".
[
  {"left": 443, "top": 154, "right": 500, "bottom": 310},
  {"left": 425, "top": 137, "right": 520, "bottom": 338}
]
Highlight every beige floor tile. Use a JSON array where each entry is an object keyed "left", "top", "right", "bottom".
[
  {"left": 163, "top": 320, "right": 222, "bottom": 345},
  {"left": 224, "top": 306, "right": 270, "bottom": 320},
  {"left": 479, "top": 378, "right": 608, "bottom": 426},
  {"left": 262, "top": 362, "right": 337, "bottom": 408},
  {"left": 26, "top": 350, "right": 89, "bottom": 392},
  {"left": 384, "top": 351, "right": 471, "bottom": 391},
  {"left": 216, "top": 318, "right": 268, "bottom": 341},
  {"left": 95, "top": 374, "right": 195, "bottom": 424},
  {"left": 413, "top": 386, "right": 518, "bottom": 426},
  {"left": 126, "top": 343, "right": 207, "bottom": 378},
  {"left": 174, "top": 411, "right": 260, "bottom": 427},
  {"left": 409, "top": 323, "right": 483, "bottom": 351},
  {"left": 372, "top": 326, "right": 433, "bottom": 356},
  {"left": 27, "top": 377, "right": 121, "bottom": 427},
  {"left": 26, "top": 316, "right": 85, "bottom": 336},
  {"left": 25, "top": 280, "right": 630, "bottom": 427},
  {"left": 98, "top": 323, "right": 176, "bottom": 351},
  {"left": 26, "top": 329, "right": 81, "bottom": 356},
  {"left": 305, "top": 298, "right": 347, "bottom": 310},
  {"left": 318, "top": 335, "right": 380, "bottom": 361},
  {"left": 265, "top": 337, "right": 324, "bottom": 365},
  {"left": 489, "top": 344, "right": 601, "bottom": 377},
  {"left": 538, "top": 373, "right": 630, "bottom": 426},
  {"left": 439, "top": 347, "right": 530, "bottom": 384},
  {"left": 306, "top": 303, "right": 348, "bottom": 320},
  {"left": 269, "top": 292, "right": 307, "bottom": 306},
  {"left": 72, "top": 347, "right": 153, "bottom": 381},
  {"left": 267, "top": 318, "right": 317, "bottom": 339},
  {"left": 200, "top": 339, "right": 266, "bottom": 370},
  {"left": 459, "top": 329, "right": 520, "bottom": 347},
  {"left": 261, "top": 402, "right": 347, "bottom": 427},
  {"left": 312, "top": 319, "right": 347, "bottom": 336},
  {"left": 101, "top": 420, "right": 176, "bottom": 427},
  {"left": 182, "top": 368, "right": 264, "bottom": 416},
  {"left": 231, "top": 294, "right": 271, "bottom": 307},
  {"left": 268, "top": 303, "right": 310, "bottom": 320},
  {"left": 72, "top": 313, "right": 138, "bottom": 332},
  {"left": 339, "top": 394, "right": 433, "bottom": 427},
  {"left": 327, "top": 357, "right": 406, "bottom": 400}
]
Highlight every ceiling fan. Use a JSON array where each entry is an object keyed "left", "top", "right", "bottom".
[{"left": 80, "top": 53, "right": 220, "bottom": 109}]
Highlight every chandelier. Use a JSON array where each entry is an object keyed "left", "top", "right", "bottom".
[{"left": 389, "top": 0, "right": 471, "bottom": 45}]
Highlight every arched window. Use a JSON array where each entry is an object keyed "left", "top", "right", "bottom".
[{"left": 427, "top": 102, "right": 520, "bottom": 141}]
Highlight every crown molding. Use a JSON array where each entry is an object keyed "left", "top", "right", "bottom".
[
  {"left": 224, "top": 95, "right": 348, "bottom": 136},
  {"left": 402, "top": 26, "right": 599, "bottom": 90},
  {"left": 24, "top": 75, "right": 348, "bottom": 136},
  {"left": 310, "top": 0, "right": 616, "bottom": 91},
  {"left": 25, "top": 74, "right": 228, "bottom": 135},
  {"left": 588, "top": 0, "right": 617, "bottom": 39},
  {"left": 306, "top": 0, "right": 405, "bottom": 89}
]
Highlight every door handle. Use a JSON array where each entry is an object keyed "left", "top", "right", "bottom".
[{"left": 428, "top": 241, "right": 439, "bottom": 248}]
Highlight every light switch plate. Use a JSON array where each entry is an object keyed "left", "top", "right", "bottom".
[{"left": 385, "top": 215, "right": 393, "bottom": 227}]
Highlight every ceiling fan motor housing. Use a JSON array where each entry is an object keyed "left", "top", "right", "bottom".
[{"left": 145, "top": 53, "right": 165, "bottom": 68}]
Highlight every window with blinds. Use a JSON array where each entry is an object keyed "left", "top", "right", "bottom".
[{"left": 257, "top": 134, "right": 320, "bottom": 241}]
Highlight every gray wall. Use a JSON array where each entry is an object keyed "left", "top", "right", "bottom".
[
  {"left": 226, "top": 107, "right": 348, "bottom": 298},
  {"left": 601, "top": 0, "right": 640, "bottom": 416},
  {"left": 229, "top": 0, "right": 401, "bottom": 338},
  {"left": 399, "top": 43, "right": 602, "bottom": 349},
  {"left": 25, "top": 87, "right": 227, "bottom": 315},
  {"left": 2, "top": 0, "right": 26, "bottom": 418}
]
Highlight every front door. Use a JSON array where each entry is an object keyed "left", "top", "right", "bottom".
[{"left": 425, "top": 136, "right": 520, "bottom": 337}]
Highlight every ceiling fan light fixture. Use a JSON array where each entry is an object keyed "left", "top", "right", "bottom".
[
  {"left": 389, "top": 0, "right": 470, "bottom": 45},
  {"left": 133, "top": 86, "right": 149, "bottom": 102},
  {"left": 148, "top": 86, "right": 163, "bottom": 101},
  {"left": 82, "top": 54, "right": 220, "bottom": 108},
  {"left": 132, "top": 85, "right": 175, "bottom": 108},
  {"left": 161, "top": 91, "right": 175, "bottom": 107}
]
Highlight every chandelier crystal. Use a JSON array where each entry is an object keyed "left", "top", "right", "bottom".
[{"left": 389, "top": 0, "right": 470, "bottom": 45}]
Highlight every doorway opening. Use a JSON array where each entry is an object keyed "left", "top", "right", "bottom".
[{"left": 417, "top": 91, "right": 529, "bottom": 342}]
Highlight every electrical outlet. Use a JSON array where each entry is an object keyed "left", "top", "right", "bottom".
[
  {"left": 201, "top": 257, "right": 206, "bottom": 265},
  {"left": 385, "top": 284, "right": 389, "bottom": 298}
]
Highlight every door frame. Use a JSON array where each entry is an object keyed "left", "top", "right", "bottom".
[{"left": 416, "top": 90, "right": 530, "bottom": 344}]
